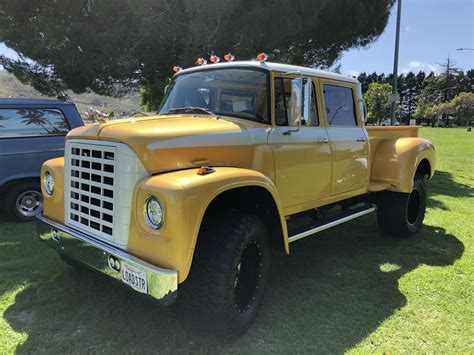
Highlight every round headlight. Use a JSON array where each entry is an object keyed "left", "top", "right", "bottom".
[
  {"left": 144, "top": 196, "right": 164, "bottom": 229},
  {"left": 44, "top": 171, "right": 54, "bottom": 195}
]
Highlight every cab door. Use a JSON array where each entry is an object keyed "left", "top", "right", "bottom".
[
  {"left": 320, "top": 82, "right": 369, "bottom": 196},
  {"left": 268, "top": 76, "right": 331, "bottom": 210}
]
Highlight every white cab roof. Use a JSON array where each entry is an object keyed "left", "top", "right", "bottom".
[{"left": 176, "top": 61, "right": 359, "bottom": 84}]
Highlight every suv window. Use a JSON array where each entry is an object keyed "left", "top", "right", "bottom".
[
  {"left": 323, "top": 84, "right": 357, "bottom": 126},
  {"left": 0, "top": 108, "right": 69, "bottom": 138},
  {"left": 274, "top": 77, "right": 318, "bottom": 126}
]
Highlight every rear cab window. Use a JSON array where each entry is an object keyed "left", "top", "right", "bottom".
[
  {"left": 322, "top": 84, "right": 358, "bottom": 126},
  {"left": 0, "top": 108, "right": 69, "bottom": 138}
]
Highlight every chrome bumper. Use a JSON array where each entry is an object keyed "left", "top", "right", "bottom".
[{"left": 36, "top": 215, "right": 178, "bottom": 305}]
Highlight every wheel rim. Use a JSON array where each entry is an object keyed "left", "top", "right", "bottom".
[
  {"left": 16, "top": 190, "right": 43, "bottom": 218},
  {"left": 234, "top": 240, "right": 263, "bottom": 313},
  {"left": 407, "top": 188, "right": 421, "bottom": 225}
]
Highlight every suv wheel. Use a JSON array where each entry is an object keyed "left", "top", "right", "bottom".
[
  {"left": 4, "top": 182, "right": 43, "bottom": 221},
  {"left": 180, "top": 212, "right": 271, "bottom": 338}
]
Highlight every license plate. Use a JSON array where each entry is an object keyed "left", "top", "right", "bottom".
[{"left": 122, "top": 262, "right": 148, "bottom": 294}]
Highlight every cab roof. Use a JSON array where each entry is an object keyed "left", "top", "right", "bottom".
[{"left": 176, "top": 61, "right": 359, "bottom": 84}]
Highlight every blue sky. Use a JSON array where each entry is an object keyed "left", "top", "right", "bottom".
[
  {"left": 1, "top": 0, "right": 473, "bottom": 76},
  {"left": 339, "top": 0, "right": 474, "bottom": 76}
]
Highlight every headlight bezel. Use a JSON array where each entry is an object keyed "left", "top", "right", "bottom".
[
  {"left": 44, "top": 171, "right": 55, "bottom": 195},
  {"left": 143, "top": 195, "right": 164, "bottom": 230}
]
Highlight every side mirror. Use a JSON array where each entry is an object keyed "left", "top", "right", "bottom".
[
  {"left": 164, "top": 84, "right": 170, "bottom": 96},
  {"left": 285, "top": 77, "right": 312, "bottom": 134}
]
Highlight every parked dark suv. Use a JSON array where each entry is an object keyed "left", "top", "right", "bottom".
[{"left": 0, "top": 98, "right": 83, "bottom": 221}]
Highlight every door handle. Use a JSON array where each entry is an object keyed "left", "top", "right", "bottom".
[
  {"left": 316, "top": 137, "right": 329, "bottom": 143},
  {"left": 356, "top": 137, "right": 367, "bottom": 142}
]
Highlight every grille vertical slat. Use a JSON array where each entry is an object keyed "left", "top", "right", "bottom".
[{"left": 67, "top": 143, "right": 117, "bottom": 241}]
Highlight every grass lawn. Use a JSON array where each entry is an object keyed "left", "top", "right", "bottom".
[{"left": 0, "top": 127, "right": 472, "bottom": 353}]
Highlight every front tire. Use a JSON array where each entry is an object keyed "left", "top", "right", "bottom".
[
  {"left": 377, "top": 178, "right": 427, "bottom": 238},
  {"left": 180, "top": 213, "right": 271, "bottom": 338},
  {"left": 4, "top": 181, "right": 43, "bottom": 221}
]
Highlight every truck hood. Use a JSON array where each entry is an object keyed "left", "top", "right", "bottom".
[{"left": 67, "top": 115, "right": 254, "bottom": 174}]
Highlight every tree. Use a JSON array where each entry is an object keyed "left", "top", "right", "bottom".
[
  {"left": 364, "top": 82, "right": 392, "bottom": 125},
  {"left": 0, "top": 0, "right": 395, "bottom": 107},
  {"left": 447, "top": 92, "right": 474, "bottom": 126}
]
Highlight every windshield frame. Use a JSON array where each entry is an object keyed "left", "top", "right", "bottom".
[{"left": 161, "top": 66, "right": 271, "bottom": 125}]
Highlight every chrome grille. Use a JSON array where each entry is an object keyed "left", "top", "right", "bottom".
[
  {"left": 65, "top": 139, "right": 148, "bottom": 248},
  {"left": 68, "top": 143, "right": 117, "bottom": 241}
]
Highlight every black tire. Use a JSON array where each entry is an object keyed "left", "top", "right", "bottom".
[
  {"left": 3, "top": 181, "right": 43, "bottom": 221},
  {"left": 377, "top": 178, "right": 427, "bottom": 238},
  {"left": 179, "top": 212, "right": 271, "bottom": 338}
]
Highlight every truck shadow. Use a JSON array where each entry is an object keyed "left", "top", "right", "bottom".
[
  {"left": 3, "top": 218, "right": 464, "bottom": 353},
  {"left": 426, "top": 170, "right": 474, "bottom": 211}
]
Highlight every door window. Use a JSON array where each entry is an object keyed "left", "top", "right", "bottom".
[
  {"left": 274, "top": 77, "right": 318, "bottom": 126},
  {"left": 323, "top": 84, "right": 357, "bottom": 126},
  {"left": 0, "top": 108, "right": 69, "bottom": 138}
]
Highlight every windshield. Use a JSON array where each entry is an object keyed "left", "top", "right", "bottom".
[{"left": 159, "top": 68, "right": 269, "bottom": 124}]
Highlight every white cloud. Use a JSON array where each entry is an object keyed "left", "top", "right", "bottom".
[{"left": 401, "top": 60, "right": 439, "bottom": 74}]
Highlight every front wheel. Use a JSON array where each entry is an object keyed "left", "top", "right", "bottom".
[
  {"left": 4, "top": 182, "right": 43, "bottom": 221},
  {"left": 377, "top": 178, "right": 427, "bottom": 238},
  {"left": 179, "top": 213, "right": 271, "bottom": 338}
]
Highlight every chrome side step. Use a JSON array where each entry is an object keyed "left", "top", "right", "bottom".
[{"left": 288, "top": 205, "right": 376, "bottom": 243}]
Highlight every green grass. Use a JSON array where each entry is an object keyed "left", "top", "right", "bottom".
[{"left": 1, "top": 128, "right": 473, "bottom": 353}]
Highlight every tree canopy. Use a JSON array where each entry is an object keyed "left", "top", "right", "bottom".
[
  {"left": 0, "top": 0, "right": 395, "bottom": 107},
  {"left": 364, "top": 82, "right": 393, "bottom": 125}
]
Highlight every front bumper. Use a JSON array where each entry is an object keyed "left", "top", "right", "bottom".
[{"left": 36, "top": 215, "right": 178, "bottom": 305}]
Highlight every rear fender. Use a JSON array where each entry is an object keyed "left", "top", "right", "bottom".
[{"left": 370, "top": 137, "right": 436, "bottom": 193}]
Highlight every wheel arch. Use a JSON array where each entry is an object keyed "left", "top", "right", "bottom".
[{"left": 197, "top": 185, "right": 289, "bottom": 255}]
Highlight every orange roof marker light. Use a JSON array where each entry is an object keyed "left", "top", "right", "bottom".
[
  {"left": 209, "top": 55, "right": 220, "bottom": 63},
  {"left": 256, "top": 52, "right": 268, "bottom": 63},
  {"left": 172, "top": 66, "right": 183, "bottom": 73},
  {"left": 195, "top": 57, "right": 207, "bottom": 66},
  {"left": 224, "top": 53, "right": 235, "bottom": 62}
]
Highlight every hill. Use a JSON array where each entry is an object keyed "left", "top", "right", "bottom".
[{"left": 0, "top": 69, "right": 141, "bottom": 117}]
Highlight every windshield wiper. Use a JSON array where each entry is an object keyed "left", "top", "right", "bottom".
[{"left": 165, "top": 107, "right": 216, "bottom": 116}]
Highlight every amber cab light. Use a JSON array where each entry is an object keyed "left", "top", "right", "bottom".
[
  {"left": 256, "top": 52, "right": 268, "bottom": 62},
  {"left": 195, "top": 57, "right": 207, "bottom": 65},
  {"left": 223, "top": 53, "right": 235, "bottom": 62},
  {"left": 172, "top": 66, "right": 183, "bottom": 73},
  {"left": 209, "top": 55, "right": 220, "bottom": 63}
]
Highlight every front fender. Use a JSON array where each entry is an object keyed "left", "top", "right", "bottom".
[
  {"left": 370, "top": 137, "right": 436, "bottom": 193},
  {"left": 128, "top": 167, "right": 287, "bottom": 283}
]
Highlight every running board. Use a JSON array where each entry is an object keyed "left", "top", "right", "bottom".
[{"left": 288, "top": 205, "right": 376, "bottom": 243}]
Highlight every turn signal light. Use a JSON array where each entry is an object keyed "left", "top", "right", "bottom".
[
  {"left": 256, "top": 52, "right": 268, "bottom": 62},
  {"left": 195, "top": 57, "right": 207, "bottom": 65},
  {"left": 172, "top": 66, "right": 183, "bottom": 73},
  {"left": 209, "top": 55, "right": 220, "bottom": 63},
  {"left": 197, "top": 166, "right": 215, "bottom": 176},
  {"left": 224, "top": 53, "right": 235, "bottom": 62}
]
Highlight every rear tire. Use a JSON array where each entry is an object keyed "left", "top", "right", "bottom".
[
  {"left": 377, "top": 178, "right": 427, "bottom": 238},
  {"left": 179, "top": 212, "right": 271, "bottom": 338},
  {"left": 4, "top": 181, "right": 43, "bottom": 221}
]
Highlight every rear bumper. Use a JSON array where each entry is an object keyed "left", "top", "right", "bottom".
[{"left": 36, "top": 215, "right": 178, "bottom": 305}]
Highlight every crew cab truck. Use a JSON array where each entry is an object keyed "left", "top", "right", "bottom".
[{"left": 36, "top": 61, "right": 435, "bottom": 337}]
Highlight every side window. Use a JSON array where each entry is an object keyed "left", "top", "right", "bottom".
[
  {"left": 323, "top": 84, "right": 357, "bottom": 126},
  {"left": 274, "top": 77, "right": 318, "bottom": 126},
  {"left": 0, "top": 108, "right": 69, "bottom": 138}
]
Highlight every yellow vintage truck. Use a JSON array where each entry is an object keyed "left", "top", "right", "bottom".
[{"left": 37, "top": 60, "right": 435, "bottom": 337}]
